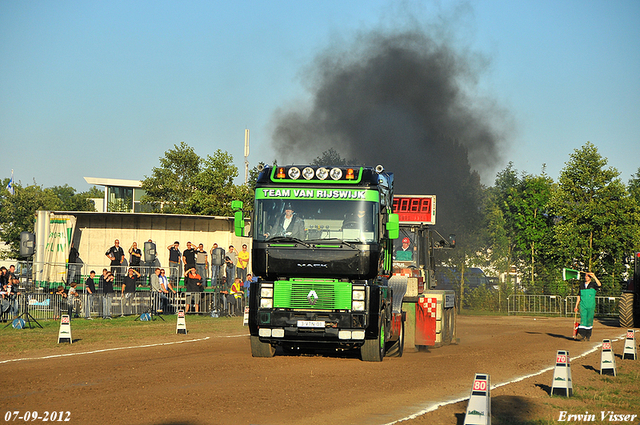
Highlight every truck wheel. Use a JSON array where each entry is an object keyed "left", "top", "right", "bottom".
[
  {"left": 251, "top": 335, "right": 275, "bottom": 357},
  {"left": 619, "top": 292, "right": 635, "bottom": 328},
  {"left": 361, "top": 319, "right": 386, "bottom": 362}
]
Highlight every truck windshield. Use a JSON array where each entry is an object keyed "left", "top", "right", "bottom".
[{"left": 254, "top": 198, "right": 379, "bottom": 243}]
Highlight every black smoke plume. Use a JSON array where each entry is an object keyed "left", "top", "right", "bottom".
[{"left": 270, "top": 23, "right": 512, "bottom": 235}]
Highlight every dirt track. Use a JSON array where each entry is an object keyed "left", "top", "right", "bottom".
[{"left": 0, "top": 315, "right": 628, "bottom": 424}]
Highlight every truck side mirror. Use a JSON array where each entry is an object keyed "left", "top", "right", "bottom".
[
  {"left": 234, "top": 211, "right": 244, "bottom": 237},
  {"left": 232, "top": 201, "right": 245, "bottom": 237},
  {"left": 386, "top": 213, "right": 399, "bottom": 239}
]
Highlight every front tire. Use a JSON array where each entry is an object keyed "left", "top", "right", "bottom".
[
  {"left": 361, "top": 318, "right": 386, "bottom": 362},
  {"left": 251, "top": 335, "right": 276, "bottom": 357}
]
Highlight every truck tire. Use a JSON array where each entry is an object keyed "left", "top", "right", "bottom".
[
  {"left": 619, "top": 292, "right": 635, "bottom": 328},
  {"left": 386, "top": 319, "right": 404, "bottom": 358},
  {"left": 251, "top": 335, "right": 276, "bottom": 357},
  {"left": 361, "top": 319, "right": 386, "bottom": 362}
]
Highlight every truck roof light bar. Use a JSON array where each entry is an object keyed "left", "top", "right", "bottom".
[{"left": 268, "top": 165, "right": 366, "bottom": 183}]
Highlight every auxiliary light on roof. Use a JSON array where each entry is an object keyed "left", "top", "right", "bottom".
[
  {"left": 345, "top": 168, "right": 355, "bottom": 180},
  {"left": 288, "top": 167, "right": 301, "bottom": 180},
  {"left": 330, "top": 168, "right": 343, "bottom": 180},
  {"left": 276, "top": 167, "right": 286, "bottom": 179},
  {"left": 316, "top": 167, "right": 329, "bottom": 180},
  {"left": 302, "top": 167, "right": 315, "bottom": 180}
]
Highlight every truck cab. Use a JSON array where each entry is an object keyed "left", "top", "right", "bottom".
[{"left": 234, "top": 164, "right": 405, "bottom": 361}]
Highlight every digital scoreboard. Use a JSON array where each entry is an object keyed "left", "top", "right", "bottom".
[{"left": 392, "top": 195, "right": 436, "bottom": 225}]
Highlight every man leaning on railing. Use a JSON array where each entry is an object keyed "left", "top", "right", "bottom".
[{"left": 84, "top": 270, "right": 96, "bottom": 319}]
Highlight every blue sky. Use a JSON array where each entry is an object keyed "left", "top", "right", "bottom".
[{"left": 1, "top": 0, "right": 639, "bottom": 192}]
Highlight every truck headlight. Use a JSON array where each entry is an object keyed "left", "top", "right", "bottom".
[
  {"left": 260, "top": 283, "right": 273, "bottom": 309},
  {"left": 352, "top": 300, "right": 365, "bottom": 311},
  {"left": 352, "top": 289, "right": 365, "bottom": 300}
]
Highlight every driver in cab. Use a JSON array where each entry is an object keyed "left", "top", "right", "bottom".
[
  {"left": 264, "top": 202, "right": 305, "bottom": 240},
  {"left": 342, "top": 209, "right": 374, "bottom": 231}
]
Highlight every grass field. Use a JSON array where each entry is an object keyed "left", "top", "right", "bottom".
[{"left": 0, "top": 314, "right": 246, "bottom": 357}]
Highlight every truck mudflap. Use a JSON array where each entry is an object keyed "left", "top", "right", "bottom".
[{"left": 385, "top": 311, "right": 405, "bottom": 357}]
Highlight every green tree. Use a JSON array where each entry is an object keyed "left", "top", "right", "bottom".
[
  {"left": 247, "top": 162, "right": 266, "bottom": 189},
  {"left": 310, "top": 148, "right": 356, "bottom": 166},
  {"left": 51, "top": 184, "right": 102, "bottom": 211},
  {"left": 487, "top": 163, "right": 556, "bottom": 293},
  {"left": 192, "top": 150, "right": 247, "bottom": 216},
  {"left": 141, "top": 143, "right": 251, "bottom": 216},
  {"left": 628, "top": 167, "right": 640, "bottom": 206},
  {"left": 108, "top": 198, "right": 132, "bottom": 213},
  {"left": 484, "top": 188, "right": 511, "bottom": 274},
  {"left": 141, "top": 142, "right": 202, "bottom": 213},
  {"left": 549, "top": 142, "right": 639, "bottom": 295},
  {"left": 514, "top": 173, "right": 555, "bottom": 292},
  {"left": 0, "top": 181, "right": 62, "bottom": 258}
]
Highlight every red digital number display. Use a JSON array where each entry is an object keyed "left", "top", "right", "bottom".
[{"left": 392, "top": 195, "right": 436, "bottom": 225}]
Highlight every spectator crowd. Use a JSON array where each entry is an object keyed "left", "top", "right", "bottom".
[{"left": 2, "top": 238, "right": 255, "bottom": 321}]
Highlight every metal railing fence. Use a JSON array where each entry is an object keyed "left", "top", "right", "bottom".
[
  {"left": 508, "top": 294, "right": 620, "bottom": 317},
  {"left": 1, "top": 259, "right": 247, "bottom": 322},
  {"left": 1, "top": 291, "right": 244, "bottom": 322},
  {"left": 507, "top": 294, "right": 564, "bottom": 315},
  {"left": 564, "top": 295, "right": 619, "bottom": 317}
]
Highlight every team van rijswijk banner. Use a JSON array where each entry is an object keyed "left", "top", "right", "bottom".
[{"left": 256, "top": 188, "right": 379, "bottom": 201}]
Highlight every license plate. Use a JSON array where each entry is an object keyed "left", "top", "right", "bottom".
[{"left": 297, "top": 320, "right": 325, "bottom": 328}]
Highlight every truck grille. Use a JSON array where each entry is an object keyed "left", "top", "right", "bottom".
[{"left": 273, "top": 280, "right": 352, "bottom": 310}]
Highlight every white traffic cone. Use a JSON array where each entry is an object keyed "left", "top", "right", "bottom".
[
  {"left": 600, "top": 339, "right": 617, "bottom": 376},
  {"left": 243, "top": 306, "right": 249, "bottom": 326},
  {"left": 57, "top": 315, "right": 72, "bottom": 343},
  {"left": 622, "top": 330, "right": 637, "bottom": 360},
  {"left": 176, "top": 310, "right": 188, "bottom": 334},
  {"left": 464, "top": 373, "right": 491, "bottom": 425},
  {"left": 550, "top": 350, "right": 573, "bottom": 396}
]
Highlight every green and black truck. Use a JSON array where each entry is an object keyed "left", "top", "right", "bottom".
[{"left": 232, "top": 164, "right": 406, "bottom": 361}]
